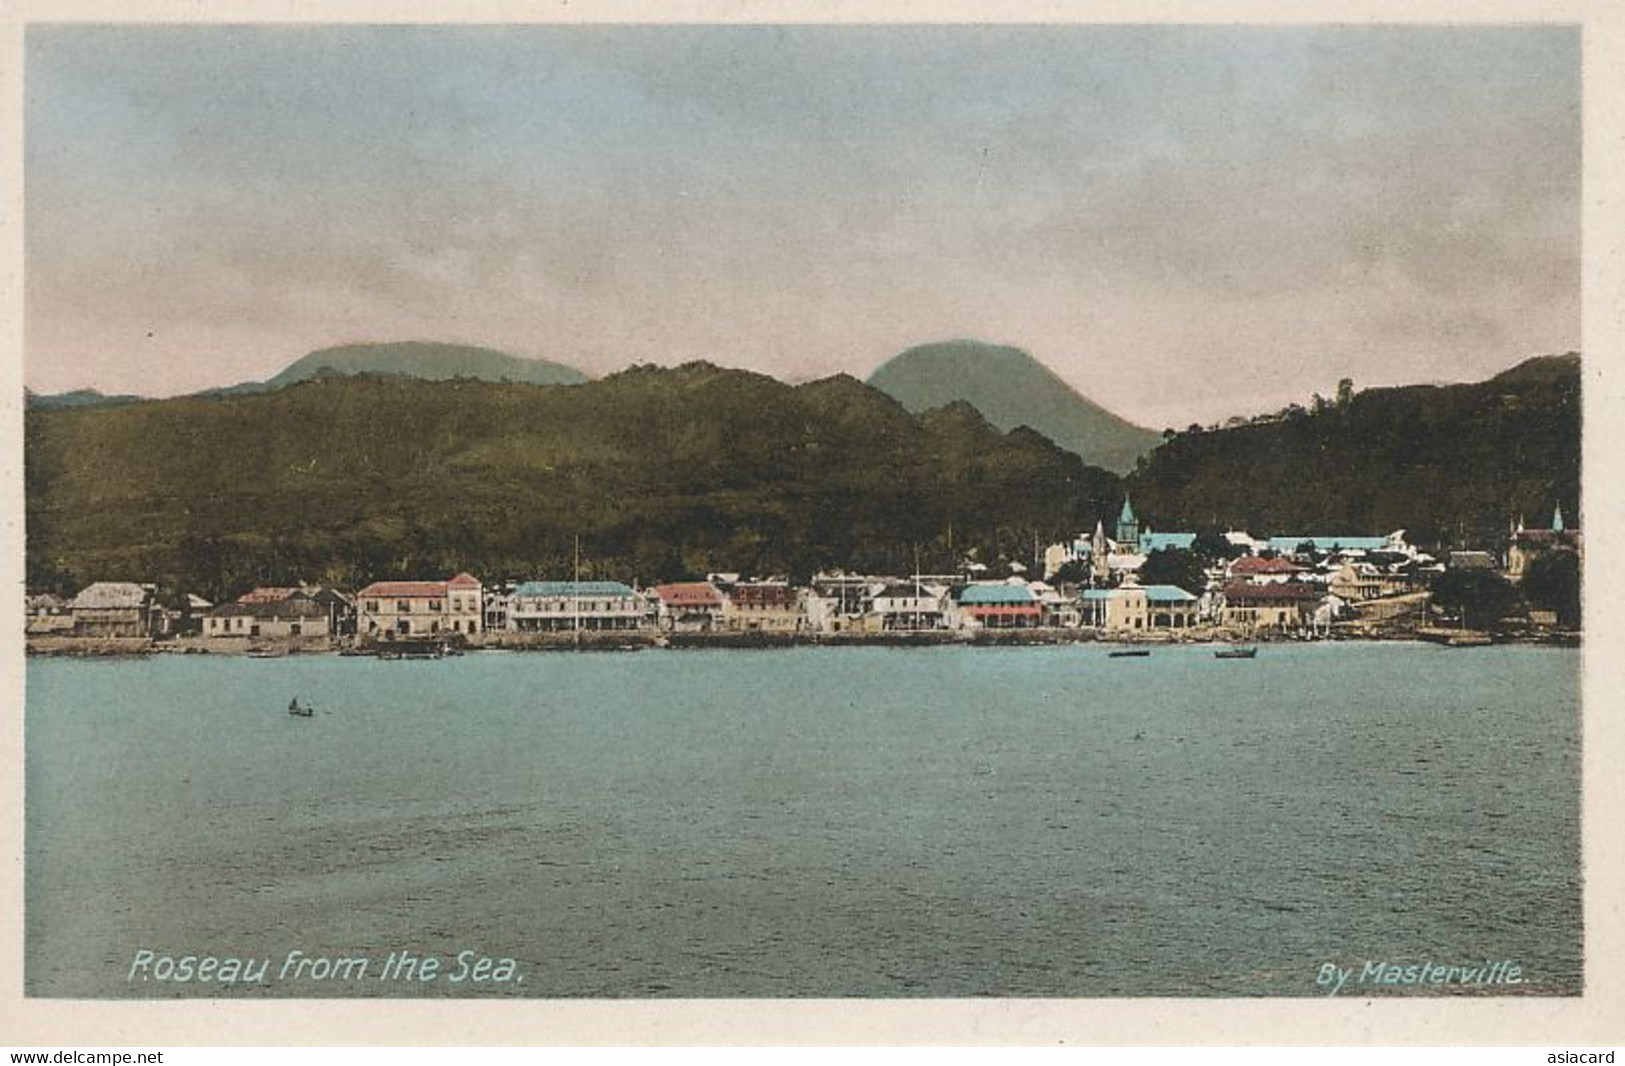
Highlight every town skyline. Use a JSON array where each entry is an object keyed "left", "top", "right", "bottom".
[{"left": 24, "top": 23, "right": 1580, "bottom": 428}]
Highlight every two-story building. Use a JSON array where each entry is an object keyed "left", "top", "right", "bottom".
[
  {"left": 1082, "top": 584, "right": 1199, "bottom": 630},
  {"left": 355, "top": 572, "right": 483, "bottom": 641},
  {"left": 1218, "top": 581, "right": 1322, "bottom": 630},
  {"left": 722, "top": 582, "right": 804, "bottom": 633},
  {"left": 507, "top": 580, "right": 646, "bottom": 631},
  {"left": 869, "top": 582, "right": 948, "bottom": 631},
  {"left": 956, "top": 583, "right": 1041, "bottom": 629},
  {"left": 653, "top": 582, "right": 726, "bottom": 632},
  {"left": 68, "top": 582, "right": 163, "bottom": 638}
]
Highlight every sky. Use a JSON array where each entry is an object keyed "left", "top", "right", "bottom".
[{"left": 23, "top": 23, "right": 1580, "bottom": 428}]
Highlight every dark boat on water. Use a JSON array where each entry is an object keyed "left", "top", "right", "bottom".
[
  {"left": 287, "top": 698, "right": 315, "bottom": 718},
  {"left": 1108, "top": 649, "right": 1151, "bottom": 658},
  {"left": 1214, "top": 646, "right": 1258, "bottom": 659},
  {"left": 377, "top": 637, "right": 450, "bottom": 660}
]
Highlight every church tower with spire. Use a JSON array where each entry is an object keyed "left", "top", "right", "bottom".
[{"left": 1116, "top": 495, "right": 1140, "bottom": 549}]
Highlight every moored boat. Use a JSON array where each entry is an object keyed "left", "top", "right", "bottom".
[
  {"left": 1108, "top": 649, "right": 1151, "bottom": 658},
  {"left": 1214, "top": 646, "right": 1258, "bottom": 659}
]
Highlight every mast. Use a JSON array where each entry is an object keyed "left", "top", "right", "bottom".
[
  {"left": 913, "top": 543, "right": 922, "bottom": 632},
  {"left": 573, "top": 535, "right": 582, "bottom": 646}
]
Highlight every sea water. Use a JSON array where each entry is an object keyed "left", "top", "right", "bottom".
[{"left": 24, "top": 643, "right": 1581, "bottom": 997}]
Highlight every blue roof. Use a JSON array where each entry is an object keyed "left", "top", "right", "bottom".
[
  {"left": 1082, "top": 586, "right": 1196, "bottom": 603},
  {"left": 513, "top": 581, "right": 637, "bottom": 598},
  {"left": 1140, "top": 532, "right": 1197, "bottom": 553},
  {"left": 1119, "top": 497, "right": 1136, "bottom": 523},
  {"left": 1268, "top": 536, "right": 1389, "bottom": 552},
  {"left": 960, "top": 584, "right": 1036, "bottom": 605}
]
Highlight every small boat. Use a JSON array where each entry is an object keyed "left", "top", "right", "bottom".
[
  {"left": 1214, "top": 646, "right": 1258, "bottom": 659},
  {"left": 1108, "top": 649, "right": 1151, "bottom": 658},
  {"left": 287, "top": 698, "right": 314, "bottom": 718}
]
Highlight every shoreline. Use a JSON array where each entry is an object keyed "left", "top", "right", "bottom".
[{"left": 24, "top": 626, "right": 1582, "bottom": 658}]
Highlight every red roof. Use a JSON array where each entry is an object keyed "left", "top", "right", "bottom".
[
  {"left": 358, "top": 574, "right": 481, "bottom": 600},
  {"left": 358, "top": 580, "right": 449, "bottom": 599},
  {"left": 655, "top": 582, "right": 723, "bottom": 607},
  {"left": 1222, "top": 582, "right": 1321, "bottom": 603},
  {"left": 731, "top": 584, "right": 797, "bottom": 608},
  {"left": 1231, "top": 556, "right": 1304, "bottom": 576}
]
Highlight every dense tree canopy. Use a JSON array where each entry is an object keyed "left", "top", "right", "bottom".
[
  {"left": 26, "top": 366, "right": 1125, "bottom": 598},
  {"left": 1522, "top": 550, "right": 1581, "bottom": 627}
]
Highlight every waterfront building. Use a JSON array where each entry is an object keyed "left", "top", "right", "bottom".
[
  {"left": 507, "top": 580, "right": 646, "bottom": 631},
  {"left": 805, "top": 574, "right": 888, "bottom": 634},
  {"left": 653, "top": 582, "right": 726, "bottom": 632},
  {"left": 205, "top": 592, "right": 331, "bottom": 640},
  {"left": 206, "top": 585, "right": 353, "bottom": 638},
  {"left": 957, "top": 583, "right": 1041, "bottom": 629},
  {"left": 1081, "top": 584, "right": 1199, "bottom": 630},
  {"left": 25, "top": 593, "right": 74, "bottom": 636},
  {"left": 67, "top": 582, "right": 163, "bottom": 638},
  {"left": 355, "top": 572, "right": 483, "bottom": 640},
  {"left": 723, "top": 582, "right": 805, "bottom": 633},
  {"left": 1218, "top": 581, "right": 1323, "bottom": 630},
  {"left": 869, "top": 581, "right": 948, "bottom": 631}
]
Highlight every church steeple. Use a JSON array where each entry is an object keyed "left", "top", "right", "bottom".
[
  {"left": 1552, "top": 503, "right": 1565, "bottom": 533},
  {"left": 1116, "top": 495, "right": 1140, "bottom": 546}
]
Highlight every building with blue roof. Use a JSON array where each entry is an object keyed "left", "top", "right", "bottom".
[
  {"left": 508, "top": 580, "right": 647, "bottom": 632},
  {"left": 1082, "top": 583, "right": 1199, "bottom": 631},
  {"left": 1139, "top": 531, "right": 1198, "bottom": 554},
  {"left": 1267, "top": 535, "right": 1397, "bottom": 556},
  {"left": 958, "top": 583, "right": 1041, "bottom": 628}
]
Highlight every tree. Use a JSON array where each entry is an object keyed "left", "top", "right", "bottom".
[
  {"left": 1050, "top": 558, "right": 1093, "bottom": 586},
  {"left": 1137, "top": 548, "right": 1205, "bottom": 593},
  {"left": 1522, "top": 550, "right": 1580, "bottom": 627},
  {"left": 1431, "top": 570, "right": 1519, "bottom": 630},
  {"left": 1192, "top": 529, "right": 1244, "bottom": 562}
]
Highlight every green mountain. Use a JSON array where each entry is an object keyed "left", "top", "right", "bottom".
[
  {"left": 1125, "top": 353, "right": 1581, "bottom": 548},
  {"left": 25, "top": 364, "right": 1122, "bottom": 597},
  {"left": 867, "top": 340, "right": 1162, "bottom": 474},
  {"left": 265, "top": 340, "right": 589, "bottom": 388},
  {"left": 25, "top": 387, "right": 146, "bottom": 410}
]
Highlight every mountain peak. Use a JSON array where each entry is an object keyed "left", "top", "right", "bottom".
[
  {"left": 866, "top": 339, "right": 1159, "bottom": 474},
  {"left": 267, "top": 341, "right": 589, "bottom": 388}
]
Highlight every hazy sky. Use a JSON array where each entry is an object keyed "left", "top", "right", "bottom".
[{"left": 24, "top": 24, "right": 1579, "bottom": 427}]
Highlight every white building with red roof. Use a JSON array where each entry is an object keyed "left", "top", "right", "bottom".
[
  {"left": 653, "top": 582, "right": 725, "bottom": 632},
  {"left": 355, "top": 572, "right": 483, "bottom": 641}
]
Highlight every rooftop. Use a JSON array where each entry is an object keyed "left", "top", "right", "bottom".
[
  {"left": 959, "top": 584, "right": 1036, "bottom": 605},
  {"left": 513, "top": 580, "right": 637, "bottom": 598},
  {"left": 1222, "top": 581, "right": 1323, "bottom": 602},
  {"left": 655, "top": 582, "right": 724, "bottom": 607},
  {"left": 69, "top": 582, "right": 152, "bottom": 610}
]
